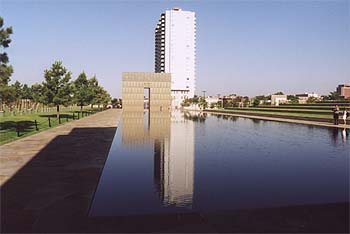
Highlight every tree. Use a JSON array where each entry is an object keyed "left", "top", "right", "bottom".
[
  {"left": 223, "top": 99, "right": 236, "bottom": 108},
  {"left": 306, "top": 96, "right": 318, "bottom": 104},
  {"left": 42, "top": 61, "right": 73, "bottom": 118},
  {"left": 0, "top": 16, "right": 14, "bottom": 111},
  {"left": 31, "top": 83, "right": 43, "bottom": 104},
  {"left": 0, "top": 85, "right": 15, "bottom": 110},
  {"left": 242, "top": 96, "right": 250, "bottom": 107},
  {"left": 198, "top": 96, "right": 208, "bottom": 109},
  {"left": 192, "top": 95, "right": 199, "bottom": 104},
  {"left": 274, "top": 91, "right": 284, "bottom": 95},
  {"left": 12, "top": 80, "right": 23, "bottom": 99},
  {"left": 88, "top": 76, "right": 99, "bottom": 108},
  {"left": 19, "top": 84, "right": 32, "bottom": 109},
  {"left": 11, "top": 80, "right": 23, "bottom": 110},
  {"left": 287, "top": 95, "right": 299, "bottom": 104},
  {"left": 73, "top": 72, "right": 93, "bottom": 111},
  {"left": 22, "top": 84, "right": 32, "bottom": 99},
  {"left": 181, "top": 95, "right": 204, "bottom": 107},
  {"left": 111, "top": 98, "right": 119, "bottom": 108},
  {"left": 327, "top": 91, "right": 343, "bottom": 101},
  {"left": 252, "top": 95, "right": 268, "bottom": 106},
  {"left": 181, "top": 98, "right": 191, "bottom": 107},
  {"left": 216, "top": 101, "right": 222, "bottom": 108},
  {"left": 93, "top": 86, "right": 111, "bottom": 108},
  {"left": 252, "top": 98, "right": 260, "bottom": 107}
]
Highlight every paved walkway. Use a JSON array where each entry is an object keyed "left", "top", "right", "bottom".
[
  {"left": 204, "top": 110, "right": 350, "bottom": 129},
  {"left": 1, "top": 109, "right": 121, "bottom": 232}
]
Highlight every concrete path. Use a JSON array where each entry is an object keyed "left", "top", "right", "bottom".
[
  {"left": 204, "top": 110, "right": 350, "bottom": 129},
  {"left": 1, "top": 109, "right": 121, "bottom": 232}
]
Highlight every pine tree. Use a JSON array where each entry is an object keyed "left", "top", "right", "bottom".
[
  {"left": 42, "top": 61, "right": 73, "bottom": 118},
  {"left": 74, "top": 72, "right": 94, "bottom": 111},
  {"left": 0, "top": 16, "right": 15, "bottom": 111}
]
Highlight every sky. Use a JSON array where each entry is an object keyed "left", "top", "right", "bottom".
[{"left": 1, "top": 0, "right": 349, "bottom": 98}]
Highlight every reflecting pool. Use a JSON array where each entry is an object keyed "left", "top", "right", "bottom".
[{"left": 89, "top": 110, "right": 349, "bottom": 216}]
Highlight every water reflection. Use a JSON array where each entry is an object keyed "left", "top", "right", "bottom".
[
  {"left": 211, "top": 113, "right": 238, "bottom": 122},
  {"left": 341, "top": 128, "right": 349, "bottom": 143},
  {"left": 154, "top": 110, "right": 195, "bottom": 208},
  {"left": 122, "top": 110, "right": 195, "bottom": 208},
  {"left": 183, "top": 111, "right": 207, "bottom": 123},
  {"left": 121, "top": 110, "right": 170, "bottom": 145},
  {"left": 251, "top": 118, "right": 261, "bottom": 124},
  {"left": 90, "top": 111, "right": 349, "bottom": 216},
  {"left": 330, "top": 128, "right": 339, "bottom": 146},
  {"left": 329, "top": 128, "right": 350, "bottom": 145}
]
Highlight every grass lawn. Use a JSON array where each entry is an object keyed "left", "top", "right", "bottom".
[
  {"left": 212, "top": 108, "right": 334, "bottom": 119},
  {"left": 258, "top": 105, "right": 349, "bottom": 109},
  {"left": 226, "top": 107, "right": 332, "bottom": 114},
  {"left": 214, "top": 103, "right": 350, "bottom": 120},
  {"left": 0, "top": 108, "right": 100, "bottom": 145}
]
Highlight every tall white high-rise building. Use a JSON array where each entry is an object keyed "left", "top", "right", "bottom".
[{"left": 155, "top": 8, "right": 196, "bottom": 108}]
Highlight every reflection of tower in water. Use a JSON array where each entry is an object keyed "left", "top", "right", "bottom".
[
  {"left": 154, "top": 138, "right": 166, "bottom": 202},
  {"left": 153, "top": 111, "right": 195, "bottom": 208}
]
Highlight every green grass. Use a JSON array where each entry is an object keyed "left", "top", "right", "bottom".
[
  {"left": 258, "top": 105, "right": 334, "bottom": 109},
  {"left": 212, "top": 108, "right": 333, "bottom": 119},
  {"left": 220, "top": 103, "right": 349, "bottom": 119},
  {"left": 226, "top": 107, "right": 331, "bottom": 114},
  {"left": 257, "top": 105, "right": 348, "bottom": 110},
  {"left": 0, "top": 108, "right": 102, "bottom": 145}
]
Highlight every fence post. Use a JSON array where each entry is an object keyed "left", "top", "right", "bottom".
[
  {"left": 35, "top": 120, "right": 38, "bottom": 131},
  {"left": 48, "top": 117, "right": 51, "bottom": 127},
  {"left": 73, "top": 113, "right": 75, "bottom": 120},
  {"left": 16, "top": 122, "right": 20, "bottom": 137},
  {"left": 59, "top": 115, "right": 61, "bottom": 124}
]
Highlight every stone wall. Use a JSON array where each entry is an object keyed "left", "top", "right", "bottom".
[{"left": 122, "top": 72, "right": 172, "bottom": 112}]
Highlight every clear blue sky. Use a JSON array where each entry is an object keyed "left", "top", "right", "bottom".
[{"left": 1, "top": 0, "right": 349, "bottom": 98}]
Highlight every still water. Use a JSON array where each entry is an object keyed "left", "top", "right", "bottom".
[{"left": 89, "top": 110, "right": 349, "bottom": 216}]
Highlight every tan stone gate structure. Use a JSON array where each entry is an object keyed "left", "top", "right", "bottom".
[{"left": 122, "top": 72, "right": 172, "bottom": 111}]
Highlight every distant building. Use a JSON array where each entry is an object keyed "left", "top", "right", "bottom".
[
  {"left": 205, "top": 96, "right": 219, "bottom": 106},
  {"left": 271, "top": 95, "right": 287, "bottom": 106},
  {"left": 296, "top": 92, "right": 319, "bottom": 104},
  {"left": 155, "top": 8, "right": 196, "bottom": 108},
  {"left": 336, "top": 84, "right": 350, "bottom": 99}
]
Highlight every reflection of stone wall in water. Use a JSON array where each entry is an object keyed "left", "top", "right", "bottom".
[
  {"left": 121, "top": 110, "right": 171, "bottom": 145},
  {"left": 121, "top": 111, "right": 147, "bottom": 145},
  {"left": 122, "top": 72, "right": 172, "bottom": 112}
]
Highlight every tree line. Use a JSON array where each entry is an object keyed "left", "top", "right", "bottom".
[
  {"left": 181, "top": 95, "right": 208, "bottom": 109},
  {"left": 0, "top": 16, "right": 112, "bottom": 118}
]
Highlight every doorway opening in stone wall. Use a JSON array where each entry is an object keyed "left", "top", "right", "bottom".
[
  {"left": 144, "top": 87, "right": 150, "bottom": 110},
  {"left": 144, "top": 87, "right": 150, "bottom": 130}
]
